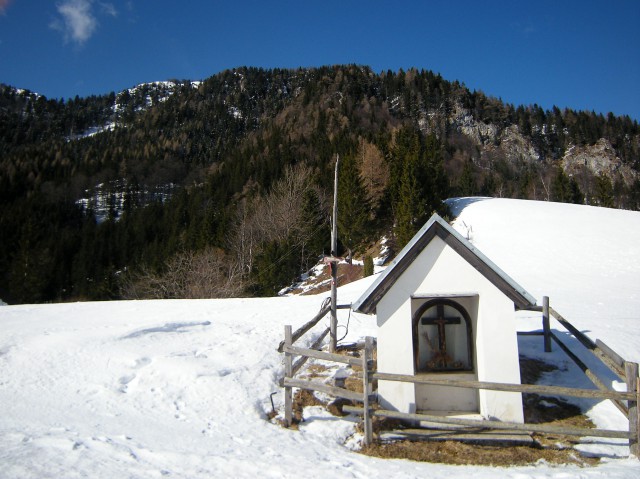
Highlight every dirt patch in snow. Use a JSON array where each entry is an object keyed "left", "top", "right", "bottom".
[
  {"left": 301, "top": 263, "right": 364, "bottom": 295},
  {"left": 519, "top": 357, "right": 596, "bottom": 449},
  {"left": 360, "top": 439, "right": 597, "bottom": 467}
]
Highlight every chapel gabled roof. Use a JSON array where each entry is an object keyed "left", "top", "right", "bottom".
[{"left": 352, "top": 213, "right": 538, "bottom": 314}]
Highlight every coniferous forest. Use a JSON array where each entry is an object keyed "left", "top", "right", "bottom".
[{"left": 1, "top": 66, "right": 639, "bottom": 304}]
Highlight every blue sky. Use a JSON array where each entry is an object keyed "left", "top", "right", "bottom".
[{"left": 1, "top": 1, "right": 639, "bottom": 120}]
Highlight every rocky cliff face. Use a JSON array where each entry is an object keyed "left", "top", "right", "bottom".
[
  {"left": 562, "top": 138, "right": 636, "bottom": 183},
  {"left": 447, "top": 102, "right": 637, "bottom": 185},
  {"left": 449, "top": 103, "right": 499, "bottom": 146}
]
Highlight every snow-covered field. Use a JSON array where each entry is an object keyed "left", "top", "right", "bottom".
[
  {"left": 448, "top": 197, "right": 640, "bottom": 364},
  {"left": 1, "top": 198, "right": 639, "bottom": 478}
]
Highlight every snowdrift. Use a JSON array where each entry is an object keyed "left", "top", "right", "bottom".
[{"left": 449, "top": 197, "right": 640, "bottom": 363}]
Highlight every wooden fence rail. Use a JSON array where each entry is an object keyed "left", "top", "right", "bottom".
[
  {"left": 291, "top": 327, "right": 330, "bottom": 376},
  {"left": 277, "top": 303, "right": 331, "bottom": 353},
  {"left": 549, "top": 305, "right": 626, "bottom": 380},
  {"left": 280, "top": 299, "right": 640, "bottom": 457},
  {"left": 520, "top": 296, "right": 637, "bottom": 448},
  {"left": 280, "top": 299, "right": 348, "bottom": 427},
  {"left": 549, "top": 331, "right": 629, "bottom": 415},
  {"left": 284, "top": 377, "right": 365, "bottom": 402},
  {"left": 283, "top": 344, "right": 361, "bottom": 367},
  {"left": 343, "top": 406, "right": 632, "bottom": 440},
  {"left": 371, "top": 372, "right": 635, "bottom": 401}
]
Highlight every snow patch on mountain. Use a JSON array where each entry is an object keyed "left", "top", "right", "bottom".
[
  {"left": 70, "top": 80, "right": 202, "bottom": 140},
  {"left": 75, "top": 181, "right": 176, "bottom": 222}
]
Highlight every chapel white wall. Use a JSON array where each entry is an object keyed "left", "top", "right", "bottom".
[{"left": 376, "top": 236, "right": 524, "bottom": 423}]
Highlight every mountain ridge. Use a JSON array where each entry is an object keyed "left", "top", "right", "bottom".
[{"left": 1, "top": 65, "right": 639, "bottom": 303}]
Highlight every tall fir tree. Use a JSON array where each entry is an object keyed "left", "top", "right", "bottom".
[
  {"left": 551, "top": 168, "right": 571, "bottom": 202},
  {"left": 457, "top": 159, "right": 478, "bottom": 197},
  {"left": 336, "top": 154, "right": 370, "bottom": 252},
  {"left": 595, "top": 174, "right": 614, "bottom": 207},
  {"left": 392, "top": 128, "right": 449, "bottom": 248}
]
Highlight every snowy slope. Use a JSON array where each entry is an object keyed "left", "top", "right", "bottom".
[
  {"left": 448, "top": 197, "right": 640, "bottom": 364},
  {"left": 1, "top": 199, "right": 640, "bottom": 478}
]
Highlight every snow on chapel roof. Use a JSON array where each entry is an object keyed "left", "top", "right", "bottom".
[{"left": 352, "top": 214, "right": 538, "bottom": 314}]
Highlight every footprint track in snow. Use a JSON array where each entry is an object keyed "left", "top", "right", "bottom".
[
  {"left": 117, "top": 357, "right": 151, "bottom": 392},
  {"left": 133, "top": 357, "right": 151, "bottom": 369},
  {"left": 118, "top": 374, "right": 136, "bottom": 393}
]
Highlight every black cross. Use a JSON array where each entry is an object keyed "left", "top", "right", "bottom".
[{"left": 421, "top": 304, "right": 460, "bottom": 365}]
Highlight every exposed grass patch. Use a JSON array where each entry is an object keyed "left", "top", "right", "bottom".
[
  {"left": 299, "top": 263, "right": 364, "bottom": 295},
  {"left": 360, "top": 440, "right": 597, "bottom": 467}
]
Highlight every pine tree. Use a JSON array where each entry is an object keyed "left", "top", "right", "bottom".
[
  {"left": 363, "top": 255, "right": 374, "bottom": 277},
  {"left": 337, "top": 154, "right": 370, "bottom": 251},
  {"left": 395, "top": 147, "right": 424, "bottom": 248},
  {"left": 300, "top": 188, "right": 329, "bottom": 269},
  {"left": 595, "top": 174, "right": 614, "bottom": 207},
  {"left": 568, "top": 177, "right": 584, "bottom": 204},
  {"left": 251, "top": 238, "right": 298, "bottom": 297},
  {"left": 551, "top": 168, "right": 571, "bottom": 202},
  {"left": 392, "top": 129, "right": 449, "bottom": 248}
]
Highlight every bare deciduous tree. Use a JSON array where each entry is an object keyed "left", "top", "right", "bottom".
[
  {"left": 358, "top": 138, "right": 389, "bottom": 211},
  {"left": 122, "top": 247, "right": 245, "bottom": 299},
  {"left": 228, "top": 162, "right": 327, "bottom": 279}
]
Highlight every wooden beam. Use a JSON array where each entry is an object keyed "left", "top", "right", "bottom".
[
  {"left": 330, "top": 155, "right": 339, "bottom": 353},
  {"left": 596, "top": 339, "right": 626, "bottom": 378},
  {"left": 551, "top": 332, "right": 628, "bottom": 416},
  {"left": 542, "top": 296, "right": 551, "bottom": 353},
  {"left": 277, "top": 304, "right": 330, "bottom": 353},
  {"left": 372, "top": 372, "right": 635, "bottom": 401},
  {"left": 517, "top": 305, "right": 543, "bottom": 312},
  {"left": 549, "top": 307, "right": 626, "bottom": 380},
  {"left": 625, "top": 362, "right": 639, "bottom": 458},
  {"left": 637, "top": 377, "right": 640, "bottom": 459},
  {"left": 291, "top": 327, "right": 330, "bottom": 376},
  {"left": 283, "top": 344, "right": 361, "bottom": 367},
  {"left": 283, "top": 377, "right": 364, "bottom": 402},
  {"left": 549, "top": 307, "right": 594, "bottom": 349},
  {"left": 362, "top": 337, "right": 373, "bottom": 445},
  {"left": 343, "top": 407, "right": 631, "bottom": 440},
  {"left": 382, "top": 428, "right": 534, "bottom": 445},
  {"left": 284, "top": 325, "right": 293, "bottom": 427}
]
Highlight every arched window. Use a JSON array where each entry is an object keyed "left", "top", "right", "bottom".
[{"left": 412, "top": 299, "right": 474, "bottom": 373}]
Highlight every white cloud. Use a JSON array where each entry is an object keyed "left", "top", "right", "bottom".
[
  {"left": 99, "top": 2, "right": 117, "bottom": 18},
  {"left": 51, "top": 0, "right": 98, "bottom": 46}
]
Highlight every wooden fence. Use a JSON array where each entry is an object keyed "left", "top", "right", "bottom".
[{"left": 280, "top": 297, "right": 640, "bottom": 458}]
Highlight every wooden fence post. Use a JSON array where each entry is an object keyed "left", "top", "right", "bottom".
[
  {"left": 625, "top": 361, "right": 639, "bottom": 458},
  {"left": 636, "top": 376, "right": 640, "bottom": 459},
  {"left": 362, "top": 336, "right": 373, "bottom": 445},
  {"left": 284, "top": 325, "right": 293, "bottom": 428},
  {"left": 542, "top": 296, "right": 551, "bottom": 353}
]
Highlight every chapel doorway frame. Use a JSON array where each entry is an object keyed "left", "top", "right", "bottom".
[{"left": 412, "top": 298, "right": 475, "bottom": 374}]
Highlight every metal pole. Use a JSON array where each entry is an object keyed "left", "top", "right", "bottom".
[{"left": 330, "top": 155, "right": 339, "bottom": 353}]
